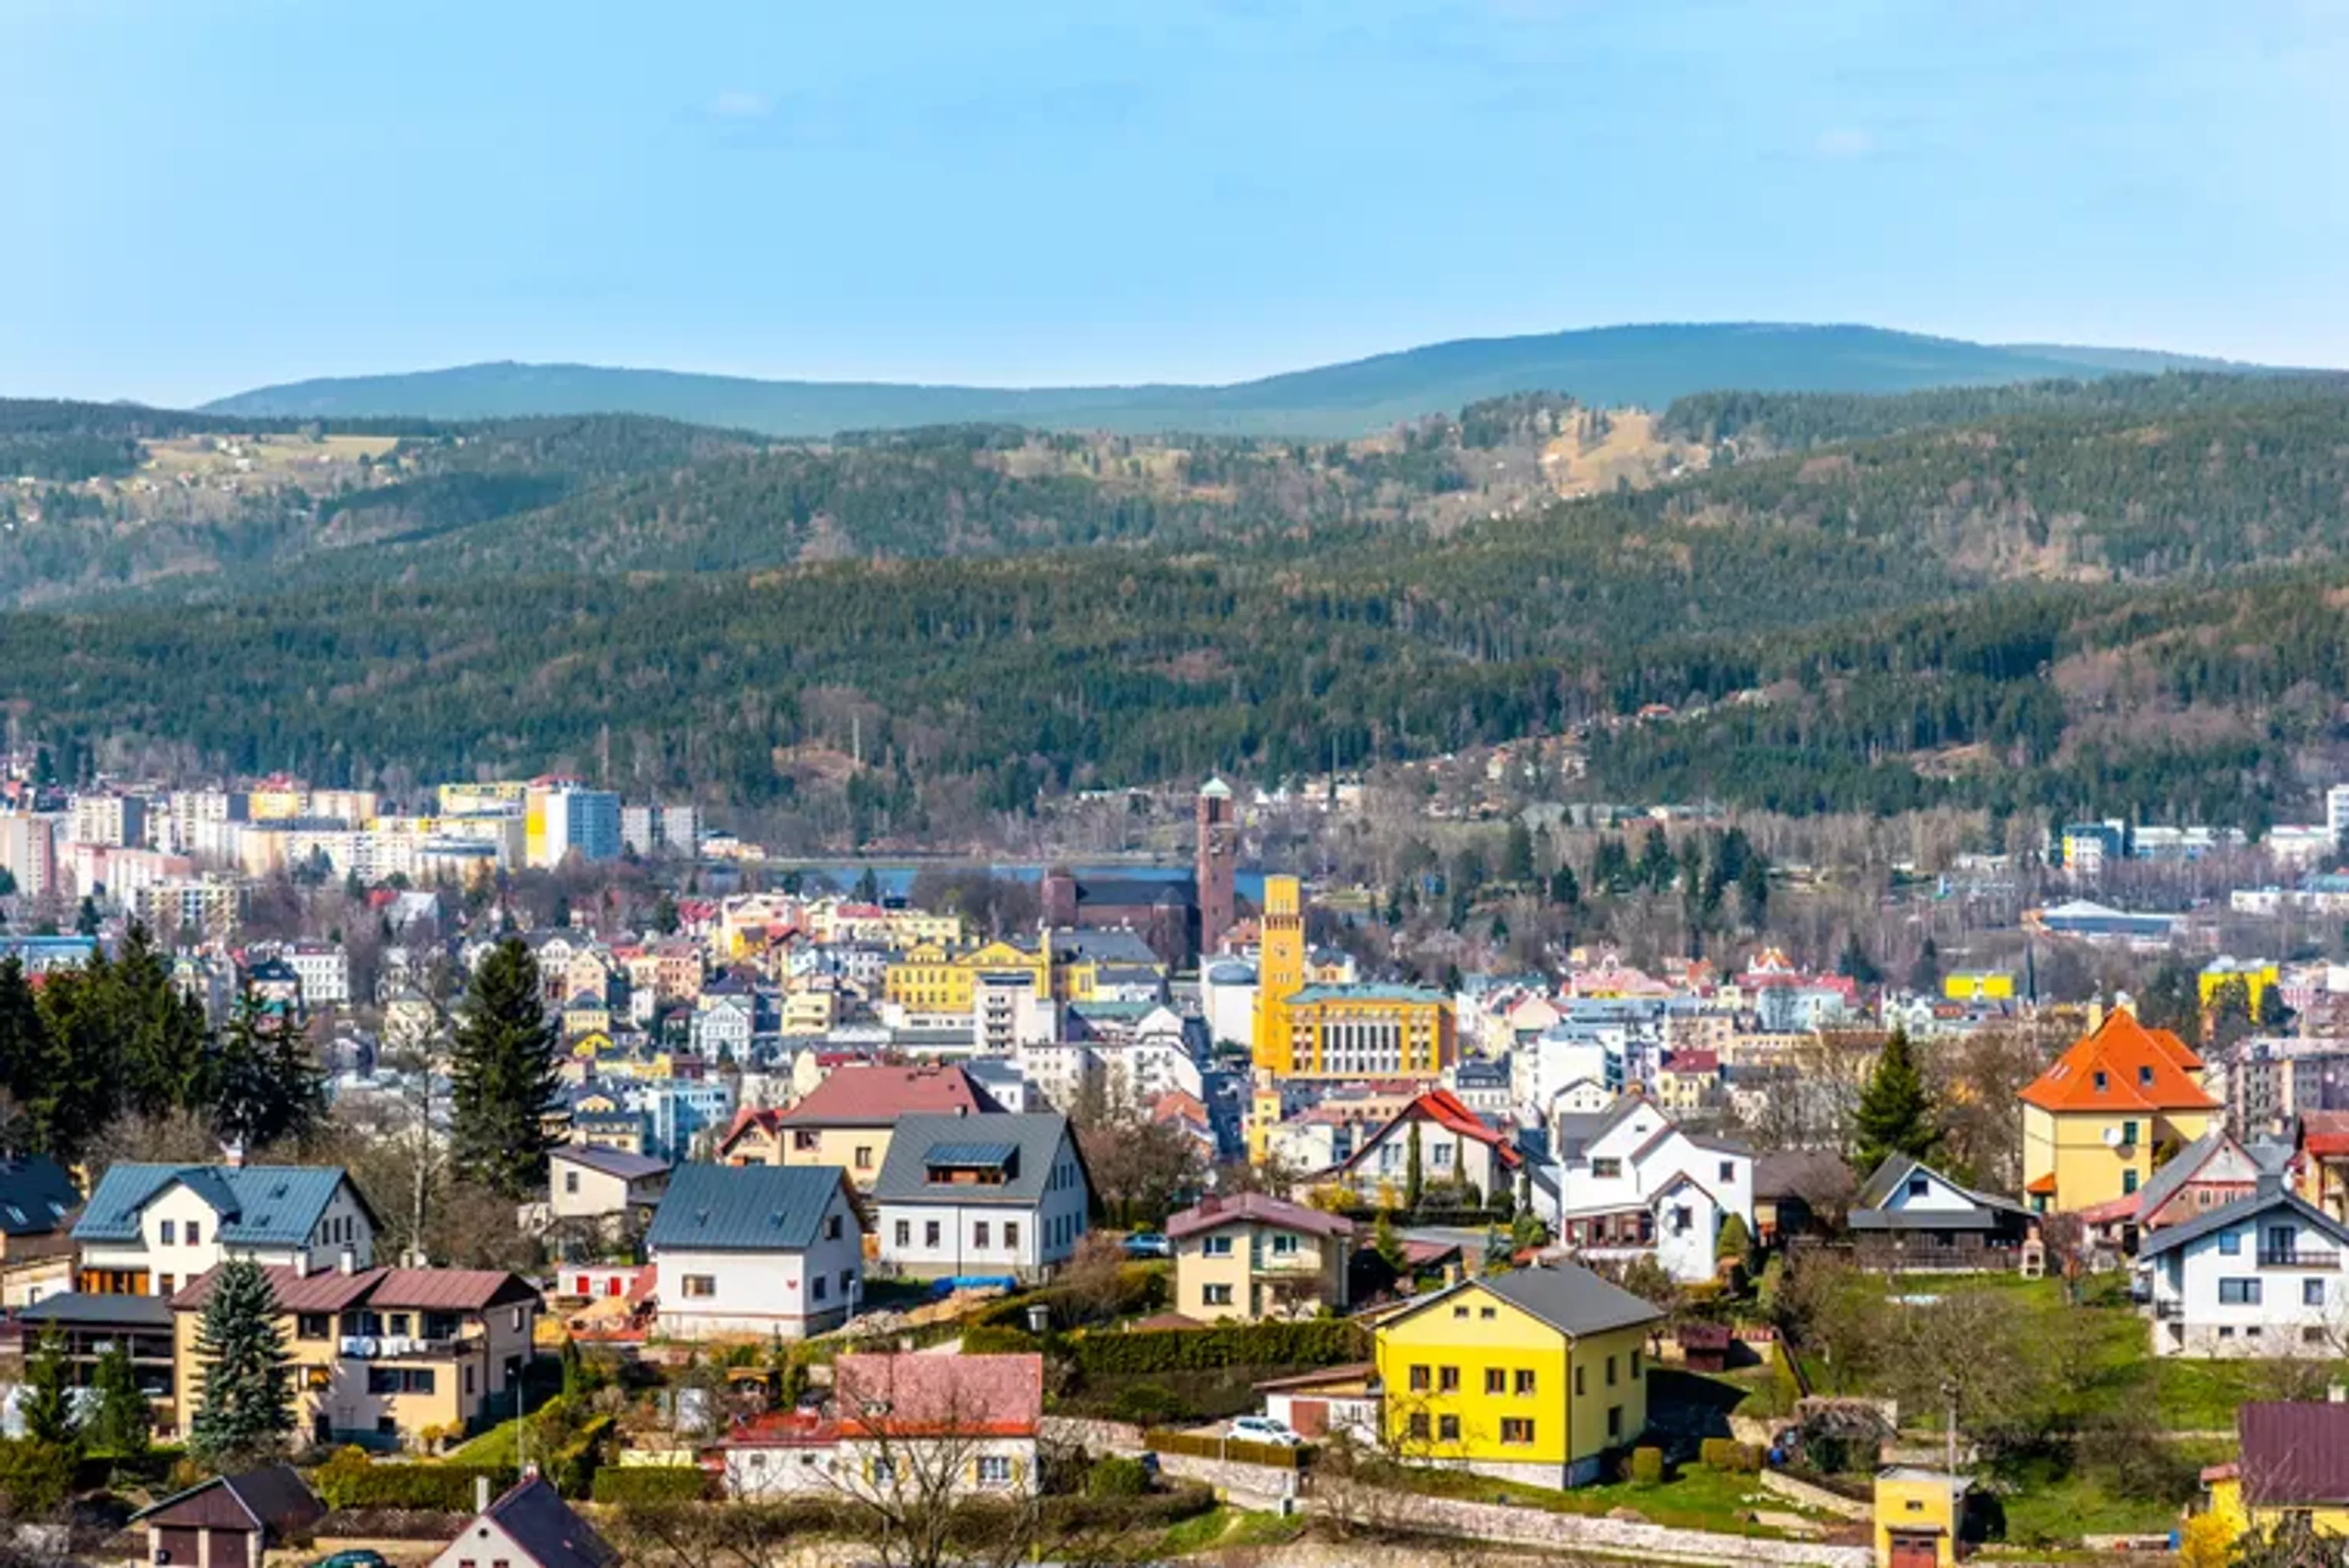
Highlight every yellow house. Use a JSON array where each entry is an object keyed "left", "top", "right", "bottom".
[
  {"left": 718, "top": 1063, "right": 998, "bottom": 1186},
  {"left": 1165, "top": 1194, "right": 1354, "bottom": 1321},
  {"left": 1875, "top": 1468, "right": 1971, "bottom": 1568},
  {"left": 1278, "top": 985, "right": 1455, "bottom": 1081},
  {"left": 883, "top": 938, "right": 1052, "bottom": 1014},
  {"left": 172, "top": 1264, "right": 540, "bottom": 1449},
  {"left": 1373, "top": 1264, "right": 1661, "bottom": 1488},
  {"left": 2199, "top": 959, "right": 2279, "bottom": 1018},
  {"left": 2019, "top": 1008, "right": 2217, "bottom": 1213},
  {"left": 560, "top": 998, "right": 612, "bottom": 1039},
  {"left": 2201, "top": 1401, "right": 2349, "bottom": 1547}
]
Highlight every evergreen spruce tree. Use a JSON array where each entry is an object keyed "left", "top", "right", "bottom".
[
  {"left": 208, "top": 992, "right": 281, "bottom": 1151},
  {"left": 89, "top": 1342, "right": 150, "bottom": 1459},
  {"left": 22, "top": 1323, "right": 77, "bottom": 1452},
  {"left": 188, "top": 1260, "right": 293, "bottom": 1472},
  {"left": 259, "top": 1004, "right": 327, "bottom": 1146},
  {"left": 28, "top": 953, "right": 123, "bottom": 1162},
  {"left": 451, "top": 938, "right": 560, "bottom": 1199},
  {"left": 117, "top": 923, "right": 211, "bottom": 1121},
  {"left": 1907, "top": 937, "right": 1943, "bottom": 995},
  {"left": 1548, "top": 863, "right": 1581, "bottom": 908},
  {"left": 1852, "top": 1029, "right": 1938, "bottom": 1173},
  {"left": 0, "top": 957, "right": 49, "bottom": 1145},
  {"left": 1404, "top": 1120, "right": 1425, "bottom": 1212}
]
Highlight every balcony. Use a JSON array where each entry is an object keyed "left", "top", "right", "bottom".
[
  {"left": 2151, "top": 1298, "right": 2184, "bottom": 1320},
  {"left": 2257, "top": 1249, "right": 2340, "bottom": 1269},
  {"left": 340, "top": 1332, "right": 478, "bottom": 1359},
  {"left": 1250, "top": 1253, "right": 1324, "bottom": 1278}
]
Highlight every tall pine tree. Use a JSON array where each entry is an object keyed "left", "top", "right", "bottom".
[
  {"left": 117, "top": 923, "right": 210, "bottom": 1121},
  {"left": 1853, "top": 1028, "right": 1938, "bottom": 1174},
  {"left": 188, "top": 1260, "right": 293, "bottom": 1473},
  {"left": 451, "top": 938, "right": 560, "bottom": 1199},
  {"left": 22, "top": 1323, "right": 78, "bottom": 1452},
  {"left": 88, "top": 1342, "right": 150, "bottom": 1459}
]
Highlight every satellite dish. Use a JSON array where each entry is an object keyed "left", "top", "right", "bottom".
[{"left": 2102, "top": 1127, "right": 2125, "bottom": 1148}]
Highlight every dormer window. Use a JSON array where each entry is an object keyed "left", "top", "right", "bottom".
[
  {"left": 2093, "top": 1071, "right": 2109, "bottom": 1091},
  {"left": 2139, "top": 1066, "right": 2154, "bottom": 1087}
]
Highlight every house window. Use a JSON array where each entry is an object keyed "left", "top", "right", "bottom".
[
  {"left": 1408, "top": 1365, "right": 1430, "bottom": 1392},
  {"left": 1480, "top": 1306, "right": 1496, "bottom": 1319},
  {"left": 2123, "top": 1170, "right": 2139, "bottom": 1195},
  {"left": 1592, "top": 1158, "right": 1622, "bottom": 1179},
  {"left": 1453, "top": 1306, "right": 1470, "bottom": 1320},
  {"left": 297, "top": 1313, "right": 330, "bottom": 1340},
  {"left": 1907, "top": 1176, "right": 1928, "bottom": 1198},
  {"left": 2309, "top": 1279, "right": 2328, "bottom": 1308},
  {"left": 1438, "top": 1414, "right": 1460, "bottom": 1442},
  {"left": 1203, "top": 1284, "right": 1234, "bottom": 1306},
  {"left": 977, "top": 1455, "right": 1013, "bottom": 1487},
  {"left": 855, "top": 1146, "right": 874, "bottom": 1170},
  {"left": 186, "top": 1222, "right": 201, "bottom": 1247},
  {"left": 825, "top": 1215, "right": 844, "bottom": 1241},
  {"left": 1575, "top": 1366, "right": 1586, "bottom": 1395},
  {"left": 1501, "top": 1418, "right": 1535, "bottom": 1445},
  {"left": 2221, "top": 1231, "right": 2242, "bottom": 1255},
  {"left": 2139, "top": 1066, "right": 2154, "bottom": 1087},
  {"left": 2093, "top": 1071, "right": 2108, "bottom": 1091},
  {"left": 1515, "top": 1369, "right": 1535, "bottom": 1395},
  {"left": 1439, "top": 1366, "right": 1460, "bottom": 1392},
  {"left": 793, "top": 1131, "right": 820, "bottom": 1151},
  {"left": 466, "top": 1366, "right": 475, "bottom": 1396},
  {"left": 895, "top": 1221, "right": 911, "bottom": 1248},
  {"left": 366, "top": 1367, "right": 436, "bottom": 1395},
  {"left": 1608, "top": 1405, "right": 1624, "bottom": 1438},
  {"left": 2219, "top": 1279, "right": 2263, "bottom": 1306},
  {"left": 2122, "top": 1120, "right": 2139, "bottom": 1146},
  {"left": 1631, "top": 1351, "right": 1643, "bottom": 1378},
  {"left": 872, "top": 1458, "right": 897, "bottom": 1486},
  {"left": 1004, "top": 1222, "right": 1019, "bottom": 1249},
  {"left": 1485, "top": 1369, "right": 1507, "bottom": 1395},
  {"left": 925, "top": 1222, "right": 941, "bottom": 1248},
  {"left": 1720, "top": 1161, "right": 1734, "bottom": 1183},
  {"left": 1407, "top": 1413, "right": 1431, "bottom": 1440},
  {"left": 1271, "top": 1233, "right": 1299, "bottom": 1256},
  {"left": 681, "top": 1275, "right": 718, "bottom": 1299},
  {"left": 160, "top": 1221, "right": 176, "bottom": 1245},
  {"left": 305, "top": 1366, "right": 331, "bottom": 1392},
  {"left": 974, "top": 1222, "right": 991, "bottom": 1249},
  {"left": 1606, "top": 1355, "right": 1618, "bottom": 1386},
  {"left": 564, "top": 1172, "right": 580, "bottom": 1194},
  {"left": 840, "top": 1269, "right": 855, "bottom": 1295},
  {"left": 1204, "top": 1236, "right": 1233, "bottom": 1257},
  {"left": 159, "top": 1274, "right": 175, "bottom": 1295},
  {"left": 812, "top": 1276, "right": 828, "bottom": 1302}
]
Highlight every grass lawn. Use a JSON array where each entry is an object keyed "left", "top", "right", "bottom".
[
  {"left": 1377, "top": 1459, "right": 1831, "bottom": 1536},
  {"left": 1989, "top": 1443, "right": 2222, "bottom": 1547},
  {"left": 1151, "top": 1505, "right": 1312, "bottom": 1558}
]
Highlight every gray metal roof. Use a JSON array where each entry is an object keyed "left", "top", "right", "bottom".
[
  {"left": 0, "top": 1156, "right": 76, "bottom": 1237},
  {"left": 551, "top": 1145, "right": 671, "bottom": 1183},
  {"left": 874, "top": 1113, "right": 1081, "bottom": 1208},
  {"left": 2137, "top": 1186, "right": 2349, "bottom": 1260},
  {"left": 20, "top": 1290, "right": 174, "bottom": 1329},
  {"left": 1851, "top": 1154, "right": 2026, "bottom": 1225},
  {"left": 1417, "top": 1261, "right": 1663, "bottom": 1339},
  {"left": 72, "top": 1164, "right": 365, "bottom": 1248},
  {"left": 645, "top": 1164, "right": 853, "bottom": 1254}
]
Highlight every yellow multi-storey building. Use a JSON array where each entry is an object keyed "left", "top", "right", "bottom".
[
  {"left": 2020, "top": 1008, "right": 2218, "bottom": 1213},
  {"left": 1374, "top": 1266, "right": 1660, "bottom": 1488},
  {"left": 2199, "top": 958, "right": 2280, "bottom": 1017},
  {"left": 1250, "top": 874, "right": 1452, "bottom": 1080},
  {"left": 1251, "top": 877, "right": 1308, "bottom": 1070},
  {"left": 884, "top": 938, "right": 1053, "bottom": 1013}
]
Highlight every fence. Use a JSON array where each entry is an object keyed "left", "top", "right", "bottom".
[{"left": 1141, "top": 1427, "right": 1312, "bottom": 1471}]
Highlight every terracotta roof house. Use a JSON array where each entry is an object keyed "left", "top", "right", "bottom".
[
  {"left": 2020, "top": 1008, "right": 2219, "bottom": 1214},
  {"left": 718, "top": 1063, "right": 1001, "bottom": 1183},
  {"left": 714, "top": 1353, "right": 1045, "bottom": 1502},
  {"left": 1332, "top": 1088, "right": 1520, "bottom": 1208}
]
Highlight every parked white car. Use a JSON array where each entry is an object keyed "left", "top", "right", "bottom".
[{"left": 1229, "top": 1416, "right": 1303, "bottom": 1447}]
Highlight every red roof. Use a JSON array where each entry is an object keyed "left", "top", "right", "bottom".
[
  {"left": 773, "top": 1064, "right": 1000, "bottom": 1128},
  {"left": 1663, "top": 1050, "right": 1721, "bottom": 1074},
  {"left": 1166, "top": 1192, "right": 1355, "bottom": 1241},
  {"left": 172, "top": 1263, "right": 538, "bottom": 1315},
  {"left": 2018, "top": 1009, "right": 2216, "bottom": 1115},
  {"left": 831, "top": 1353, "right": 1042, "bottom": 1438},
  {"left": 2238, "top": 1402, "right": 2349, "bottom": 1506},
  {"left": 1411, "top": 1087, "right": 1523, "bottom": 1168}
]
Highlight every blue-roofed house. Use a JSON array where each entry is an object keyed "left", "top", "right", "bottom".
[
  {"left": 872, "top": 1113, "right": 1093, "bottom": 1282},
  {"left": 73, "top": 1162, "right": 376, "bottom": 1298},
  {"left": 645, "top": 1164, "right": 866, "bottom": 1340}
]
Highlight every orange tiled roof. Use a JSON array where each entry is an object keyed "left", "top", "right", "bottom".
[
  {"left": 2017, "top": 1009, "right": 2216, "bottom": 1115},
  {"left": 2026, "top": 1173, "right": 2057, "bottom": 1195}
]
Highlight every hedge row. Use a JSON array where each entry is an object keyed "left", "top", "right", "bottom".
[
  {"left": 603, "top": 1485, "right": 1214, "bottom": 1537},
  {"left": 1141, "top": 1429, "right": 1309, "bottom": 1471},
  {"left": 310, "top": 1460, "right": 518, "bottom": 1512},
  {"left": 1073, "top": 1319, "right": 1367, "bottom": 1376},
  {"left": 592, "top": 1466, "right": 711, "bottom": 1504},
  {"left": 1699, "top": 1438, "right": 1765, "bottom": 1473}
]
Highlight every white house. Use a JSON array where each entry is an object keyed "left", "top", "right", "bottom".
[
  {"left": 1545, "top": 1098, "right": 1755, "bottom": 1283},
  {"left": 1327, "top": 1088, "right": 1521, "bottom": 1208},
  {"left": 718, "top": 1352, "right": 1043, "bottom": 1503},
  {"left": 645, "top": 1163, "right": 867, "bottom": 1339},
  {"left": 2139, "top": 1183, "right": 2349, "bottom": 1358},
  {"left": 72, "top": 1163, "right": 377, "bottom": 1296},
  {"left": 425, "top": 1476, "right": 614, "bottom": 1568},
  {"left": 872, "top": 1113, "right": 1092, "bottom": 1281}
]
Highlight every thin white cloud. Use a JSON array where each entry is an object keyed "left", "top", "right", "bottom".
[
  {"left": 1814, "top": 126, "right": 1874, "bottom": 160},
  {"left": 710, "top": 88, "right": 774, "bottom": 119}
]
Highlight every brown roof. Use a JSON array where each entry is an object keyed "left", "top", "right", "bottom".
[
  {"left": 1166, "top": 1192, "right": 1356, "bottom": 1241},
  {"left": 2240, "top": 1402, "right": 2349, "bottom": 1506},
  {"left": 774, "top": 1063, "right": 1002, "bottom": 1128},
  {"left": 133, "top": 1466, "right": 324, "bottom": 1537},
  {"left": 171, "top": 1263, "right": 539, "bottom": 1316}
]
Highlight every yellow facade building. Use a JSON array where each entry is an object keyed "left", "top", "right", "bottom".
[
  {"left": 1250, "top": 875, "right": 1453, "bottom": 1082},
  {"left": 2019, "top": 1008, "right": 2218, "bottom": 1213},
  {"left": 1374, "top": 1266, "right": 1661, "bottom": 1488},
  {"left": 2201, "top": 1402, "right": 2349, "bottom": 1551},
  {"left": 1942, "top": 972, "right": 2016, "bottom": 1002},
  {"left": 2199, "top": 959, "right": 2280, "bottom": 1017},
  {"left": 1874, "top": 1468, "right": 1972, "bottom": 1568}
]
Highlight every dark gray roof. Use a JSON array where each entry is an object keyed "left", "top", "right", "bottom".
[
  {"left": 1460, "top": 1261, "right": 1663, "bottom": 1338},
  {"left": 132, "top": 1465, "right": 324, "bottom": 1533},
  {"left": 645, "top": 1164, "right": 853, "bottom": 1254},
  {"left": 874, "top": 1113, "right": 1082, "bottom": 1208},
  {"left": 2138, "top": 1186, "right": 2349, "bottom": 1260},
  {"left": 481, "top": 1476, "right": 618, "bottom": 1568},
  {"left": 1849, "top": 1155, "right": 2025, "bottom": 1229},
  {"left": 20, "top": 1291, "right": 174, "bottom": 1329},
  {"left": 551, "top": 1145, "right": 671, "bottom": 1183},
  {"left": 1753, "top": 1150, "right": 1852, "bottom": 1202},
  {"left": 73, "top": 1163, "right": 366, "bottom": 1248},
  {"left": 0, "top": 1156, "right": 76, "bottom": 1236}
]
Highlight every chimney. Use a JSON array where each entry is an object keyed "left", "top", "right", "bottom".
[
  {"left": 955, "top": 1105, "right": 968, "bottom": 1117},
  {"left": 338, "top": 1245, "right": 357, "bottom": 1275},
  {"left": 476, "top": 1474, "right": 491, "bottom": 1514},
  {"left": 293, "top": 1252, "right": 310, "bottom": 1279},
  {"left": 2330, "top": 1383, "right": 2347, "bottom": 1405},
  {"left": 221, "top": 1139, "right": 245, "bottom": 1170}
]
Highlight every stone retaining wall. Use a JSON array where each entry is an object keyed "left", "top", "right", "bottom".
[{"left": 1311, "top": 1478, "right": 1873, "bottom": 1568}]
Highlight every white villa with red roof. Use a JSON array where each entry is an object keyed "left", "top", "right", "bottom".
[{"left": 1326, "top": 1088, "right": 1521, "bottom": 1208}]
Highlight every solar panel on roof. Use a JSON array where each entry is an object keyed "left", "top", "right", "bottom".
[{"left": 926, "top": 1142, "right": 1018, "bottom": 1167}]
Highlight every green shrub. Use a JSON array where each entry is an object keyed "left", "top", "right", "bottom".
[
  {"left": 962, "top": 1325, "right": 1042, "bottom": 1356},
  {"left": 592, "top": 1466, "right": 710, "bottom": 1504},
  {"left": 307, "top": 1459, "right": 517, "bottom": 1511},
  {"left": 1109, "top": 1384, "right": 1185, "bottom": 1424},
  {"left": 1699, "top": 1437, "right": 1764, "bottom": 1473},
  {"left": 1073, "top": 1320, "right": 1367, "bottom": 1377},
  {"left": 1630, "top": 1445, "right": 1666, "bottom": 1485},
  {"left": 0, "top": 1440, "right": 75, "bottom": 1515},
  {"left": 1085, "top": 1455, "right": 1151, "bottom": 1498}
]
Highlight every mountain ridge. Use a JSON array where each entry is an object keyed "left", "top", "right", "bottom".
[{"left": 201, "top": 322, "right": 2298, "bottom": 439}]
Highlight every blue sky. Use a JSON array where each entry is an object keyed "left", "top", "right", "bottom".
[{"left": 6, "top": 0, "right": 2345, "bottom": 405}]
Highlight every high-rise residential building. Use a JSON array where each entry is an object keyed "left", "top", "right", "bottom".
[
  {"left": 622, "top": 804, "right": 658, "bottom": 858},
  {"left": 526, "top": 782, "right": 622, "bottom": 868},
  {"left": 1196, "top": 778, "right": 1236, "bottom": 957},
  {"left": 2329, "top": 784, "right": 2349, "bottom": 853},
  {"left": 69, "top": 793, "right": 147, "bottom": 849},
  {"left": 0, "top": 812, "right": 58, "bottom": 898}
]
